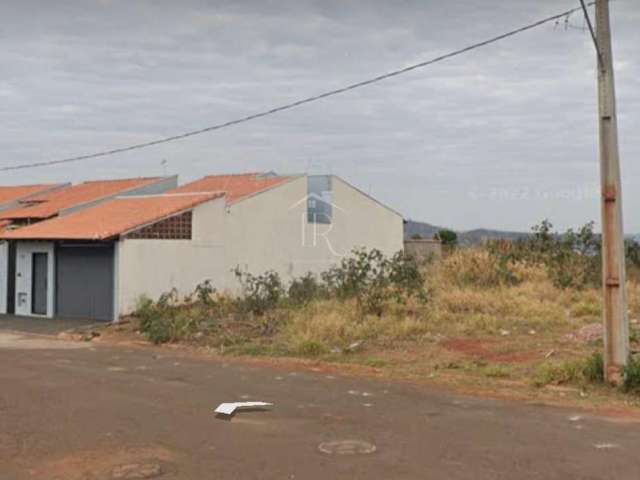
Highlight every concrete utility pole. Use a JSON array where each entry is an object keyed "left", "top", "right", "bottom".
[{"left": 595, "top": 0, "right": 629, "bottom": 384}]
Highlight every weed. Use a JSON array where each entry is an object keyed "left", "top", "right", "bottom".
[
  {"left": 583, "top": 352, "right": 605, "bottom": 383},
  {"left": 297, "top": 340, "right": 329, "bottom": 357},
  {"left": 288, "top": 273, "right": 325, "bottom": 307},
  {"left": 234, "top": 269, "right": 284, "bottom": 316},
  {"left": 623, "top": 355, "right": 640, "bottom": 394},
  {"left": 362, "top": 357, "right": 389, "bottom": 368},
  {"left": 532, "top": 359, "right": 584, "bottom": 387},
  {"left": 482, "top": 365, "right": 512, "bottom": 378}
]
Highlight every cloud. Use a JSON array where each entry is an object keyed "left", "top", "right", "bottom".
[{"left": 0, "top": 0, "right": 638, "bottom": 231}]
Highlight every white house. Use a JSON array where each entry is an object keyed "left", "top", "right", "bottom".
[
  {"left": 0, "top": 172, "right": 404, "bottom": 322},
  {"left": 0, "top": 176, "right": 178, "bottom": 316}
]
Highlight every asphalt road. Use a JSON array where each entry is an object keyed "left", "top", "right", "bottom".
[{"left": 0, "top": 332, "right": 639, "bottom": 480}]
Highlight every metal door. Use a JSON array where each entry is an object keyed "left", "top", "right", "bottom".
[
  {"left": 31, "top": 252, "right": 48, "bottom": 315},
  {"left": 55, "top": 244, "right": 114, "bottom": 321}
]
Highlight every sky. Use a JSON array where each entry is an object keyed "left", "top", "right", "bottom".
[{"left": 1, "top": 0, "right": 638, "bottom": 232}]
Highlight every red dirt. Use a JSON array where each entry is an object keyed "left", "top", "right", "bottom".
[{"left": 442, "top": 338, "right": 540, "bottom": 363}]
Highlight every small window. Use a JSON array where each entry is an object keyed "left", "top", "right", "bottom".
[
  {"left": 126, "top": 211, "right": 193, "bottom": 240},
  {"left": 307, "top": 175, "right": 332, "bottom": 224}
]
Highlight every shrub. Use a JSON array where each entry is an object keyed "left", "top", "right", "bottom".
[
  {"left": 487, "top": 220, "right": 600, "bottom": 290},
  {"left": 483, "top": 365, "right": 512, "bottom": 378},
  {"left": 234, "top": 268, "right": 284, "bottom": 316},
  {"left": 288, "top": 273, "right": 325, "bottom": 307},
  {"left": 321, "top": 249, "right": 427, "bottom": 316},
  {"left": 296, "top": 339, "right": 329, "bottom": 357},
  {"left": 623, "top": 355, "right": 640, "bottom": 394},
  {"left": 441, "top": 249, "right": 521, "bottom": 288},
  {"left": 194, "top": 280, "right": 217, "bottom": 307},
  {"left": 134, "top": 281, "right": 217, "bottom": 344},
  {"left": 583, "top": 352, "right": 605, "bottom": 383},
  {"left": 438, "top": 229, "right": 458, "bottom": 246},
  {"left": 532, "top": 359, "right": 584, "bottom": 387}
]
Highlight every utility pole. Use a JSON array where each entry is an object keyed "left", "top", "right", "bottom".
[{"left": 595, "top": 0, "right": 629, "bottom": 384}]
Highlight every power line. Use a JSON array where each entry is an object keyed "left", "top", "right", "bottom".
[
  {"left": 1, "top": 3, "right": 593, "bottom": 172},
  {"left": 578, "top": 0, "right": 605, "bottom": 68}
]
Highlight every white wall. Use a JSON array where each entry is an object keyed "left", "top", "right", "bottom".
[
  {"left": 116, "top": 198, "right": 226, "bottom": 315},
  {"left": 224, "top": 175, "right": 404, "bottom": 288},
  {"left": 14, "top": 241, "right": 55, "bottom": 317},
  {"left": 0, "top": 242, "right": 7, "bottom": 314}
]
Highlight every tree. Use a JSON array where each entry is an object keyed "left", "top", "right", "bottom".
[{"left": 438, "top": 229, "right": 458, "bottom": 246}]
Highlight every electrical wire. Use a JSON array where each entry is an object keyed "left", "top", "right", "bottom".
[
  {"left": 578, "top": 0, "right": 605, "bottom": 68},
  {"left": 1, "top": 3, "right": 594, "bottom": 172}
]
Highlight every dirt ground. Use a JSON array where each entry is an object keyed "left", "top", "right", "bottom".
[
  {"left": 2, "top": 330, "right": 639, "bottom": 479},
  {"left": 81, "top": 320, "right": 640, "bottom": 416}
]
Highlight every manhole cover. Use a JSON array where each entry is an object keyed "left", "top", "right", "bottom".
[
  {"left": 318, "top": 440, "right": 377, "bottom": 455},
  {"left": 111, "top": 463, "right": 163, "bottom": 479}
]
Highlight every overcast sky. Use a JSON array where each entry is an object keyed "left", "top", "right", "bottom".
[{"left": 1, "top": 0, "right": 638, "bottom": 232}]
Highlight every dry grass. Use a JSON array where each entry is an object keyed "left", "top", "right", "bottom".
[{"left": 111, "top": 246, "right": 640, "bottom": 412}]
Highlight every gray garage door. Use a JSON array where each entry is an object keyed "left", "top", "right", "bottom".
[{"left": 56, "top": 244, "right": 115, "bottom": 321}]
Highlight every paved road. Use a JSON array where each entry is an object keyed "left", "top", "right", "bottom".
[{"left": 0, "top": 332, "right": 639, "bottom": 480}]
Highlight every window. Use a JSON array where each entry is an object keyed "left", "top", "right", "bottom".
[
  {"left": 307, "top": 175, "right": 333, "bottom": 224},
  {"left": 126, "top": 211, "right": 192, "bottom": 240}
]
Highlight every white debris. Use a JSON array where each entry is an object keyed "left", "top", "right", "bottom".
[
  {"left": 214, "top": 402, "right": 273, "bottom": 416},
  {"left": 568, "top": 415, "right": 582, "bottom": 422},
  {"left": 593, "top": 443, "right": 620, "bottom": 450}
]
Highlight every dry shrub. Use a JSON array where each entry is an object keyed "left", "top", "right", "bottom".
[
  {"left": 627, "top": 281, "right": 640, "bottom": 320},
  {"left": 439, "top": 249, "right": 524, "bottom": 288},
  {"left": 282, "top": 299, "right": 430, "bottom": 352}
]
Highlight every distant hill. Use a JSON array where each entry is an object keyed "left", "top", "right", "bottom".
[
  {"left": 404, "top": 220, "right": 530, "bottom": 246},
  {"left": 405, "top": 220, "right": 640, "bottom": 246}
]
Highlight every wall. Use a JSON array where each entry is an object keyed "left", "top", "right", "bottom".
[
  {"left": 0, "top": 242, "right": 7, "bottom": 314},
  {"left": 116, "top": 197, "right": 226, "bottom": 316},
  {"left": 224, "top": 175, "right": 404, "bottom": 288},
  {"left": 14, "top": 241, "right": 55, "bottom": 317},
  {"left": 404, "top": 239, "right": 442, "bottom": 262}
]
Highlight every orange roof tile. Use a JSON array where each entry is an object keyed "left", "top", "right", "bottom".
[
  {"left": 0, "top": 184, "right": 64, "bottom": 205},
  {"left": 1, "top": 193, "right": 223, "bottom": 241},
  {"left": 170, "top": 172, "right": 291, "bottom": 203},
  {"left": 0, "top": 177, "right": 166, "bottom": 221}
]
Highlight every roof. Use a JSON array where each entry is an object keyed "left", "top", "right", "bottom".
[
  {"left": 0, "top": 184, "right": 65, "bottom": 205},
  {"left": 1, "top": 193, "right": 223, "bottom": 241},
  {"left": 0, "top": 177, "right": 166, "bottom": 221},
  {"left": 170, "top": 172, "right": 291, "bottom": 203}
]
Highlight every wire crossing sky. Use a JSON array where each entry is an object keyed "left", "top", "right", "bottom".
[
  {"left": 0, "top": 3, "right": 592, "bottom": 172},
  {"left": 1, "top": 1, "right": 638, "bottom": 231}
]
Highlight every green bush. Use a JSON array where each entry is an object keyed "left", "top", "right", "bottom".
[
  {"left": 438, "top": 229, "right": 458, "bottom": 246},
  {"left": 532, "top": 359, "right": 584, "bottom": 387},
  {"left": 288, "top": 273, "right": 325, "bottom": 307},
  {"left": 583, "top": 352, "right": 605, "bottom": 383},
  {"left": 134, "top": 282, "right": 214, "bottom": 344},
  {"left": 321, "top": 248, "right": 427, "bottom": 315},
  {"left": 234, "top": 269, "right": 284, "bottom": 316},
  {"left": 623, "top": 355, "right": 640, "bottom": 394},
  {"left": 487, "top": 220, "right": 600, "bottom": 290},
  {"left": 296, "top": 339, "right": 329, "bottom": 357}
]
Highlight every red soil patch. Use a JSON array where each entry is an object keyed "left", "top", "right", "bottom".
[{"left": 443, "top": 338, "right": 539, "bottom": 363}]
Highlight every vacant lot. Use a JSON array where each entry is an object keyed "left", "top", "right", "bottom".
[{"left": 87, "top": 229, "right": 640, "bottom": 413}]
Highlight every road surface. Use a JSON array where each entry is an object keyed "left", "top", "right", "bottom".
[{"left": 0, "top": 331, "right": 638, "bottom": 479}]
